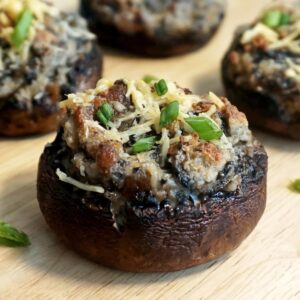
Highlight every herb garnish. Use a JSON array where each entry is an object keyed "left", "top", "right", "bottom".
[
  {"left": 143, "top": 75, "right": 158, "bottom": 84},
  {"left": 0, "top": 222, "right": 30, "bottom": 247},
  {"left": 155, "top": 79, "right": 168, "bottom": 96},
  {"left": 97, "top": 102, "right": 113, "bottom": 126},
  {"left": 185, "top": 116, "right": 223, "bottom": 141},
  {"left": 262, "top": 10, "right": 290, "bottom": 29},
  {"left": 289, "top": 179, "right": 300, "bottom": 193},
  {"left": 11, "top": 8, "right": 33, "bottom": 48},
  {"left": 160, "top": 101, "right": 179, "bottom": 127},
  {"left": 132, "top": 136, "right": 157, "bottom": 154}
]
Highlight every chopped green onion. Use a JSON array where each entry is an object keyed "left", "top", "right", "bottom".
[
  {"left": 185, "top": 116, "right": 223, "bottom": 141},
  {"left": 280, "top": 12, "right": 290, "bottom": 26},
  {"left": 143, "top": 75, "right": 158, "bottom": 84},
  {"left": 11, "top": 8, "right": 33, "bottom": 48},
  {"left": 0, "top": 222, "right": 30, "bottom": 247},
  {"left": 96, "top": 102, "right": 113, "bottom": 126},
  {"left": 262, "top": 10, "right": 289, "bottom": 28},
  {"left": 160, "top": 101, "right": 179, "bottom": 127},
  {"left": 101, "top": 103, "right": 113, "bottom": 120},
  {"left": 289, "top": 179, "right": 300, "bottom": 193},
  {"left": 131, "top": 136, "right": 156, "bottom": 154},
  {"left": 155, "top": 79, "right": 168, "bottom": 96}
]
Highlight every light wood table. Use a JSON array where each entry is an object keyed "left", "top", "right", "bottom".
[{"left": 0, "top": 1, "right": 300, "bottom": 299}]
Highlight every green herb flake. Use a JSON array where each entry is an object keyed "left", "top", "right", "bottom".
[
  {"left": 280, "top": 12, "right": 290, "bottom": 26},
  {"left": 11, "top": 8, "right": 33, "bottom": 48},
  {"left": 262, "top": 10, "right": 290, "bottom": 29},
  {"left": 0, "top": 222, "right": 30, "bottom": 247},
  {"left": 289, "top": 179, "right": 300, "bottom": 194},
  {"left": 132, "top": 136, "right": 156, "bottom": 154},
  {"left": 185, "top": 116, "right": 223, "bottom": 141},
  {"left": 160, "top": 101, "right": 179, "bottom": 127},
  {"left": 155, "top": 79, "right": 168, "bottom": 96},
  {"left": 96, "top": 102, "right": 113, "bottom": 126},
  {"left": 143, "top": 75, "right": 158, "bottom": 84}
]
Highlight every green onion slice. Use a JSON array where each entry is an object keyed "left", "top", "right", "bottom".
[
  {"left": 280, "top": 12, "right": 290, "bottom": 26},
  {"left": 96, "top": 102, "right": 113, "bottom": 126},
  {"left": 11, "top": 8, "right": 33, "bottom": 48},
  {"left": 185, "top": 116, "right": 223, "bottom": 141},
  {"left": 132, "top": 136, "right": 156, "bottom": 154},
  {"left": 155, "top": 79, "right": 168, "bottom": 96},
  {"left": 160, "top": 101, "right": 179, "bottom": 127},
  {"left": 289, "top": 179, "right": 300, "bottom": 193},
  {"left": 262, "top": 10, "right": 289, "bottom": 28},
  {"left": 143, "top": 75, "right": 158, "bottom": 84},
  {"left": 0, "top": 222, "right": 30, "bottom": 247}
]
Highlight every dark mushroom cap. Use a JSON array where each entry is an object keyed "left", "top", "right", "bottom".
[
  {"left": 37, "top": 78, "right": 267, "bottom": 272},
  {"left": 37, "top": 133, "right": 267, "bottom": 272}
]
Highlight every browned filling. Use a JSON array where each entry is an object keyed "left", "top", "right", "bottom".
[
  {"left": 56, "top": 79, "right": 258, "bottom": 220},
  {"left": 223, "top": 5, "right": 300, "bottom": 122}
]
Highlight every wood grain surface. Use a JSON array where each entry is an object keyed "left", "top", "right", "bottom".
[{"left": 0, "top": 0, "right": 300, "bottom": 299}]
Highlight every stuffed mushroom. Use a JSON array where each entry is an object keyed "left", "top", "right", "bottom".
[
  {"left": 37, "top": 78, "right": 267, "bottom": 272},
  {"left": 222, "top": 5, "right": 300, "bottom": 139},
  {"left": 0, "top": 0, "right": 102, "bottom": 137},
  {"left": 80, "top": 0, "right": 226, "bottom": 57}
]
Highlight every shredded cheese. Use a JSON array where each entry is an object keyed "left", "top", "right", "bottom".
[
  {"left": 208, "top": 92, "right": 225, "bottom": 109},
  {"left": 268, "top": 20, "right": 300, "bottom": 52},
  {"left": 240, "top": 10, "right": 300, "bottom": 55},
  {"left": 56, "top": 169, "right": 104, "bottom": 194},
  {"left": 61, "top": 78, "right": 229, "bottom": 177},
  {"left": 286, "top": 58, "right": 300, "bottom": 74},
  {"left": 160, "top": 128, "right": 170, "bottom": 166},
  {"left": 241, "top": 23, "right": 278, "bottom": 44},
  {"left": 120, "top": 120, "right": 153, "bottom": 142},
  {"left": 95, "top": 78, "right": 114, "bottom": 94}
]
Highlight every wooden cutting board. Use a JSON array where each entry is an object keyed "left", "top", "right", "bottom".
[{"left": 0, "top": 1, "right": 299, "bottom": 299}]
